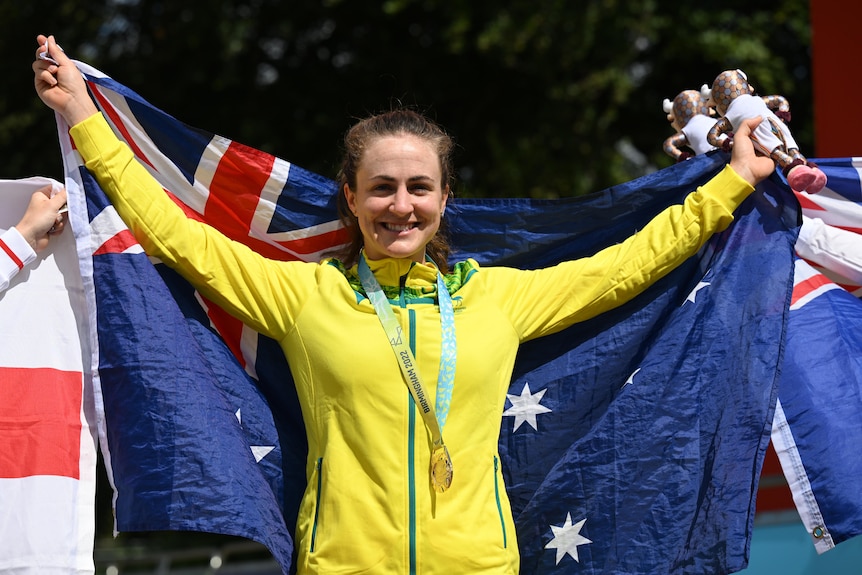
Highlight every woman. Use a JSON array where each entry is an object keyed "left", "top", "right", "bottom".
[{"left": 34, "top": 34, "right": 776, "bottom": 574}]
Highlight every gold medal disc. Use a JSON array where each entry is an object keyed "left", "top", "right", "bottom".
[{"left": 430, "top": 445, "right": 453, "bottom": 492}]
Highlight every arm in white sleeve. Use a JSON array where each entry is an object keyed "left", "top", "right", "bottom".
[
  {"left": 797, "top": 215, "right": 862, "bottom": 286},
  {"left": 0, "top": 227, "right": 37, "bottom": 293}
]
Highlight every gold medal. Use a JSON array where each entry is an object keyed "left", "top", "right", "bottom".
[{"left": 430, "top": 445, "right": 453, "bottom": 492}]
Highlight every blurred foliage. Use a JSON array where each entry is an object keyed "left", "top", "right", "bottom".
[{"left": 2, "top": 0, "right": 811, "bottom": 200}]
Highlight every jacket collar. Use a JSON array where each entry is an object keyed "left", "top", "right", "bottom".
[{"left": 361, "top": 256, "right": 439, "bottom": 289}]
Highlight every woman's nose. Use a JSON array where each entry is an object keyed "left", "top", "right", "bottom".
[{"left": 390, "top": 187, "right": 412, "bottom": 214}]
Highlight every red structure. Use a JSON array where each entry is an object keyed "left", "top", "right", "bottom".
[
  {"left": 756, "top": 444, "right": 795, "bottom": 514},
  {"left": 811, "top": 0, "right": 862, "bottom": 157}
]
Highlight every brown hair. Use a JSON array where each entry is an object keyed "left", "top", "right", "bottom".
[{"left": 333, "top": 108, "right": 455, "bottom": 272}]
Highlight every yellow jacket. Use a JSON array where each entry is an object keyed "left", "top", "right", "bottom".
[{"left": 71, "top": 112, "right": 753, "bottom": 574}]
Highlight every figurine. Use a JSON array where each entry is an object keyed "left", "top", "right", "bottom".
[
  {"left": 662, "top": 89, "right": 724, "bottom": 162},
  {"left": 703, "top": 69, "right": 826, "bottom": 193}
]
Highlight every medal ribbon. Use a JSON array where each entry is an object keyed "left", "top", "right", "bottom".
[{"left": 358, "top": 255, "right": 456, "bottom": 491}]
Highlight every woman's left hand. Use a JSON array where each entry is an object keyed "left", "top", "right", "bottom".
[{"left": 729, "top": 116, "right": 778, "bottom": 187}]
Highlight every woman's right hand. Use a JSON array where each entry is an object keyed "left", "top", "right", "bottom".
[{"left": 32, "top": 34, "right": 99, "bottom": 127}]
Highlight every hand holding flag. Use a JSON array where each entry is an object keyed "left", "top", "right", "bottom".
[{"left": 34, "top": 34, "right": 100, "bottom": 127}]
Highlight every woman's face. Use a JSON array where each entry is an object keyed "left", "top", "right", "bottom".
[{"left": 344, "top": 134, "right": 448, "bottom": 263}]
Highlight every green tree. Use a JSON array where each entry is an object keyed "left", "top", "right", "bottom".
[{"left": 3, "top": 0, "right": 811, "bottom": 199}]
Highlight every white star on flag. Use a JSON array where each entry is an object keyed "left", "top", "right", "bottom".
[
  {"left": 503, "top": 382, "right": 552, "bottom": 432},
  {"left": 545, "top": 512, "right": 593, "bottom": 564},
  {"left": 622, "top": 367, "right": 641, "bottom": 388},
  {"left": 235, "top": 408, "right": 276, "bottom": 463},
  {"left": 685, "top": 280, "right": 710, "bottom": 304}
]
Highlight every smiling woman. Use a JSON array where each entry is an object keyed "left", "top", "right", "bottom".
[
  {"left": 33, "top": 32, "right": 780, "bottom": 575},
  {"left": 335, "top": 109, "right": 454, "bottom": 271},
  {"left": 343, "top": 132, "right": 448, "bottom": 263}
]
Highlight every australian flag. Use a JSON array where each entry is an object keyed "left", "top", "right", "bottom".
[{"left": 53, "top": 58, "right": 860, "bottom": 574}]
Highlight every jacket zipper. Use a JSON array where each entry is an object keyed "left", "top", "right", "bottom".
[
  {"left": 399, "top": 274, "right": 418, "bottom": 575},
  {"left": 409, "top": 308, "right": 417, "bottom": 575}
]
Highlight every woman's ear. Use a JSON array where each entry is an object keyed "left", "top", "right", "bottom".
[
  {"left": 441, "top": 184, "right": 450, "bottom": 216},
  {"left": 344, "top": 183, "right": 357, "bottom": 217}
]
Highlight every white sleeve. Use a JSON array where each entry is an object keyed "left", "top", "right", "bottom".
[
  {"left": 796, "top": 215, "right": 862, "bottom": 286},
  {"left": 0, "top": 227, "right": 37, "bottom": 293}
]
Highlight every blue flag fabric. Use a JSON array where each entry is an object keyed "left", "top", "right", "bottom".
[
  {"left": 461, "top": 158, "right": 799, "bottom": 574},
  {"left": 58, "top": 60, "right": 804, "bottom": 574},
  {"left": 773, "top": 259, "right": 862, "bottom": 554}
]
